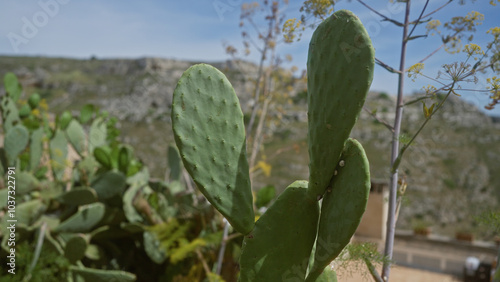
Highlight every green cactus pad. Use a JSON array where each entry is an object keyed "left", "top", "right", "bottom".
[
  {"left": 66, "top": 119, "right": 87, "bottom": 156},
  {"left": 315, "top": 267, "right": 338, "bottom": 282},
  {"left": 17, "top": 171, "right": 40, "bottom": 195},
  {"left": 30, "top": 127, "right": 44, "bottom": 171},
  {"left": 4, "top": 72, "right": 22, "bottom": 102},
  {"left": 69, "top": 266, "right": 136, "bottom": 282},
  {"left": 49, "top": 129, "right": 69, "bottom": 181},
  {"left": 307, "top": 10, "right": 374, "bottom": 198},
  {"left": 239, "top": 181, "right": 319, "bottom": 281},
  {"left": 1, "top": 96, "right": 20, "bottom": 132},
  {"left": 80, "top": 104, "right": 95, "bottom": 124},
  {"left": 4, "top": 124, "right": 29, "bottom": 166},
  {"left": 64, "top": 234, "right": 88, "bottom": 264},
  {"left": 172, "top": 64, "right": 254, "bottom": 234},
  {"left": 58, "top": 110, "right": 73, "bottom": 130},
  {"left": 144, "top": 231, "right": 168, "bottom": 264},
  {"left": 167, "top": 144, "right": 182, "bottom": 182},
  {"left": 93, "top": 146, "right": 112, "bottom": 169},
  {"left": 28, "top": 93, "right": 41, "bottom": 109},
  {"left": 306, "top": 139, "right": 370, "bottom": 281},
  {"left": 58, "top": 187, "right": 98, "bottom": 206},
  {"left": 18, "top": 104, "right": 31, "bottom": 118},
  {"left": 91, "top": 171, "right": 127, "bottom": 200},
  {"left": 89, "top": 116, "right": 107, "bottom": 153},
  {"left": 118, "top": 146, "right": 131, "bottom": 173},
  {"left": 123, "top": 184, "right": 144, "bottom": 223},
  {"left": 55, "top": 202, "right": 106, "bottom": 233},
  {"left": 16, "top": 199, "right": 46, "bottom": 226}
]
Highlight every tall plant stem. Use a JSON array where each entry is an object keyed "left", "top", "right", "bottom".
[{"left": 382, "top": 1, "right": 411, "bottom": 281}]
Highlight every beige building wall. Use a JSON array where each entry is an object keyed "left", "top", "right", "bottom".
[{"left": 356, "top": 181, "right": 389, "bottom": 241}]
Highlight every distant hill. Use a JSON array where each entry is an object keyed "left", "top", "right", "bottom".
[{"left": 1, "top": 56, "right": 499, "bottom": 238}]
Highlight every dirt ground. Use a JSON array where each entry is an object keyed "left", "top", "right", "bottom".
[{"left": 336, "top": 263, "right": 461, "bottom": 282}]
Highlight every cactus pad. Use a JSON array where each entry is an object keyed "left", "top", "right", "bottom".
[
  {"left": 91, "top": 171, "right": 127, "bottom": 200},
  {"left": 239, "top": 181, "right": 319, "bottom": 281},
  {"left": 55, "top": 202, "right": 106, "bottom": 233},
  {"left": 29, "top": 127, "right": 44, "bottom": 171},
  {"left": 64, "top": 234, "right": 88, "bottom": 264},
  {"left": 66, "top": 119, "right": 87, "bottom": 156},
  {"left": 306, "top": 139, "right": 370, "bottom": 281},
  {"left": 49, "top": 129, "right": 69, "bottom": 181},
  {"left": 172, "top": 64, "right": 254, "bottom": 235},
  {"left": 70, "top": 266, "right": 136, "bottom": 282},
  {"left": 4, "top": 124, "right": 29, "bottom": 166},
  {"left": 307, "top": 10, "right": 374, "bottom": 198}
]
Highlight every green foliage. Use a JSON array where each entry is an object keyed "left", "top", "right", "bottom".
[
  {"left": 255, "top": 185, "right": 276, "bottom": 209},
  {"left": 0, "top": 72, "right": 230, "bottom": 281},
  {"left": 171, "top": 9, "right": 373, "bottom": 282},
  {"left": 4, "top": 72, "right": 22, "bottom": 102},
  {"left": 0, "top": 241, "right": 71, "bottom": 281}
]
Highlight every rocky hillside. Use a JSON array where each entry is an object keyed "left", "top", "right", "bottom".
[{"left": 1, "top": 56, "right": 499, "bottom": 237}]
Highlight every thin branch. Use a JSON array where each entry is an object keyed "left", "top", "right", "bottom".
[
  {"left": 215, "top": 220, "right": 230, "bottom": 275},
  {"left": 382, "top": 1, "right": 412, "bottom": 280},
  {"left": 420, "top": 0, "right": 453, "bottom": 20},
  {"left": 404, "top": 95, "right": 435, "bottom": 106},
  {"left": 407, "top": 0, "right": 429, "bottom": 39},
  {"left": 356, "top": 0, "right": 404, "bottom": 27},
  {"left": 364, "top": 258, "right": 384, "bottom": 282},
  {"left": 25, "top": 222, "right": 47, "bottom": 280},
  {"left": 195, "top": 249, "right": 212, "bottom": 277},
  {"left": 224, "top": 232, "right": 243, "bottom": 243},
  {"left": 392, "top": 83, "right": 455, "bottom": 173},
  {"left": 418, "top": 44, "right": 445, "bottom": 64},
  {"left": 376, "top": 58, "right": 402, "bottom": 74},
  {"left": 363, "top": 107, "right": 394, "bottom": 132}
]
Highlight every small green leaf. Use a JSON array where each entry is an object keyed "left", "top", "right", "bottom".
[
  {"left": 118, "top": 146, "right": 130, "bottom": 173},
  {"left": 255, "top": 185, "right": 276, "bottom": 208},
  {"left": 28, "top": 93, "right": 41, "bottom": 109},
  {"left": 80, "top": 104, "right": 95, "bottom": 124},
  {"left": 58, "top": 110, "right": 73, "bottom": 130},
  {"left": 93, "top": 146, "right": 112, "bottom": 169}
]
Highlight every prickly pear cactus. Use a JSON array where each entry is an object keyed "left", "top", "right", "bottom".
[
  {"left": 171, "top": 64, "right": 254, "bottom": 235},
  {"left": 306, "top": 139, "right": 370, "bottom": 281},
  {"left": 307, "top": 9, "right": 374, "bottom": 199},
  {"left": 239, "top": 181, "right": 319, "bottom": 281},
  {"left": 171, "top": 9, "right": 374, "bottom": 282}
]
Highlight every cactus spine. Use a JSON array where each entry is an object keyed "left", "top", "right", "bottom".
[{"left": 172, "top": 9, "right": 374, "bottom": 281}]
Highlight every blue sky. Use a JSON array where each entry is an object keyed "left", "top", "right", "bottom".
[{"left": 1, "top": 0, "right": 499, "bottom": 115}]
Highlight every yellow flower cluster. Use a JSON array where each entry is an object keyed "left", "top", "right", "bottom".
[
  {"left": 426, "top": 19, "right": 441, "bottom": 35},
  {"left": 422, "top": 84, "right": 437, "bottom": 95},
  {"left": 487, "top": 76, "right": 500, "bottom": 98},
  {"left": 283, "top": 18, "right": 302, "bottom": 43},
  {"left": 463, "top": 43, "right": 484, "bottom": 56},
  {"left": 463, "top": 11, "right": 484, "bottom": 27},
  {"left": 487, "top": 26, "right": 500, "bottom": 40},
  {"left": 407, "top": 63, "right": 424, "bottom": 82}
]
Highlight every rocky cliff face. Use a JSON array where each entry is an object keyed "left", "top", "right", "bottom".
[{"left": 1, "top": 56, "right": 498, "bottom": 237}]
